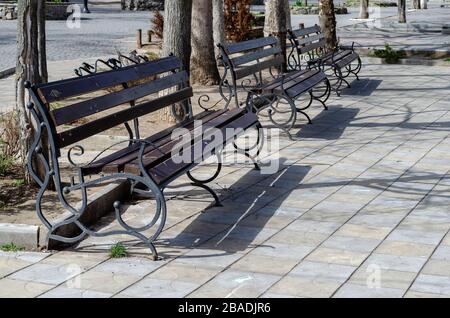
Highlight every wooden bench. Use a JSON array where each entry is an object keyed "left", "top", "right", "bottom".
[
  {"left": 218, "top": 36, "right": 331, "bottom": 136},
  {"left": 288, "top": 25, "right": 362, "bottom": 96},
  {"left": 25, "top": 55, "right": 262, "bottom": 260}
]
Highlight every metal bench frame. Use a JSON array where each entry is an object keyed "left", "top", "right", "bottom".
[
  {"left": 218, "top": 36, "right": 331, "bottom": 138},
  {"left": 288, "top": 25, "right": 362, "bottom": 96},
  {"left": 25, "top": 56, "right": 262, "bottom": 260}
]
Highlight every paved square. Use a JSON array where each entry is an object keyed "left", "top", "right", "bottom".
[{"left": 1, "top": 60, "right": 450, "bottom": 298}]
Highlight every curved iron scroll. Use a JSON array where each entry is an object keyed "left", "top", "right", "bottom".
[{"left": 27, "top": 101, "right": 167, "bottom": 260}]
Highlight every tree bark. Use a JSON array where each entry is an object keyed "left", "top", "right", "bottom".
[
  {"left": 16, "top": 0, "right": 48, "bottom": 183},
  {"left": 191, "top": 0, "right": 220, "bottom": 85},
  {"left": 212, "top": 0, "right": 225, "bottom": 61},
  {"left": 319, "top": 0, "right": 338, "bottom": 50},
  {"left": 264, "top": 0, "right": 291, "bottom": 72},
  {"left": 359, "top": 0, "right": 369, "bottom": 19},
  {"left": 159, "top": 0, "right": 192, "bottom": 123},
  {"left": 162, "top": 0, "right": 192, "bottom": 73},
  {"left": 398, "top": 0, "right": 406, "bottom": 23},
  {"left": 420, "top": 0, "right": 427, "bottom": 9},
  {"left": 413, "top": 0, "right": 421, "bottom": 9}
]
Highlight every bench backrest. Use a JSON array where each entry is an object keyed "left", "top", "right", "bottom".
[
  {"left": 28, "top": 56, "right": 192, "bottom": 153},
  {"left": 219, "top": 36, "right": 283, "bottom": 81},
  {"left": 288, "top": 24, "right": 326, "bottom": 55}
]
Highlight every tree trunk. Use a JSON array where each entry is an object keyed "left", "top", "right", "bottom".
[
  {"left": 212, "top": 0, "right": 225, "bottom": 61},
  {"left": 413, "top": 0, "right": 421, "bottom": 9},
  {"left": 191, "top": 0, "right": 220, "bottom": 85},
  {"left": 264, "top": 0, "right": 291, "bottom": 72},
  {"left": 16, "top": 0, "right": 47, "bottom": 184},
  {"left": 421, "top": 0, "right": 427, "bottom": 9},
  {"left": 398, "top": 0, "right": 406, "bottom": 23},
  {"left": 359, "top": 0, "right": 369, "bottom": 19},
  {"left": 37, "top": 1, "right": 47, "bottom": 83},
  {"left": 159, "top": 0, "right": 192, "bottom": 123},
  {"left": 162, "top": 0, "right": 192, "bottom": 73},
  {"left": 319, "top": 0, "right": 338, "bottom": 50}
]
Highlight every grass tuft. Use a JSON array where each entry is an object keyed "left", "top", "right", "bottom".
[
  {"left": 109, "top": 243, "right": 128, "bottom": 258},
  {"left": 0, "top": 242, "right": 25, "bottom": 252}
]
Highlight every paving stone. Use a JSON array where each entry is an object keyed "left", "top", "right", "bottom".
[
  {"left": 306, "top": 247, "right": 369, "bottom": 267},
  {"left": 334, "top": 283, "right": 405, "bottom": 298},
  {"left": 172, "top": 249, "right": 243, "bottom": 269},
  {"left": 410, "top": 274, "right": 450, "bottom": 296},
  {"left": 119, "top": 277, "right": 200, "bottom": 298},
  {"left": 250, "top": 242, "right": 313, "bottom": 260},
  {"left": 404, "top": 290, "right": 450, "bottom": 298},
  {"left": 71, "top": 270, "right": 141, "bottom": 294},
  {"left": 39, "top": 286, "right": 112, "bottom": 298},
  {"left": 148, "top": 263, "right": 221, "bottom": 285},
  {"left": 231, "top": 254, "right": 298, "bottom": 276},
  {"left": 0, "top": 257, "right": 32, "bottom": 279},
  {"left": 290, "top": 261, "right": 356, "bottom": 283},
  {"left": 335, "top": 224, "right": 391, "bottom": 240},
  {"left": 421, "top": 259, "right": 450, "bottom": 277},
  {"left": 349, "top": 266, "right": 416, "bottom": 290},
  {"left": 268, "top": 275, "right": 342, "bottom": 298},
  {"left": 0, "top": 278, "right": 53, "bottom": 298},
  {"left": 375, "top": 241, "right": 436, "bottom": 258},
  {"left": 10, "top": 263, "right": 82, "bottom": 285},
  {"left": 92, "top": 257, "right": 164, "bottom": 277},
  {"left": 386, "top": 229, "right": 445, "bottom": 245},
  {"left": 363, "top": 253, "right": 428, "bottom": 273},
  {"left": 322, "top": 235, "right": 381, "bottom": 253},
  {"left": 188, "top": 270, "right": 280, "bottom": 298},
  {"left": 268, "top": 229, "right": 329, "bottom": 247},
  {"left": 286, "top": 220, "right": 341, "bottom": 235},
  {"left": 431, "top": 245, "right": 450, "bottom": 261}
]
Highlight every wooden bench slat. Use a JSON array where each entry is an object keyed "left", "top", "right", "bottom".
[
  {"left": 259, "top": 69, "right": 319, "bottom": 92},
  {"left": 36, "top": 56, "right": 182, "bottom": 103},
  {"left": 52, "top": 71, "right": 189, "bottom": 126},
  {"left": 235, "top": 56, "right": 284, "bottom": 80},
  {"left": 57, "top": 87, "right": 193, "bottom": 148},
  {"left": 282, "top": 72, "right": 327, "bottom": 98},
  {"left": 232, "top": 46, "right": 282, "bottom": 67},
  {"left": 333, "top": 52, "right": 359, "bottom": 68},
  {"left": 134, "top": 112, "right": 258, "bottom": 182},
  {"left": 298, "top": 39, "right": 327, "bottom": 54},
  {"left": 80, "top": 110, "right": 221, "bottom": 175},
  {"left": 290, "top": 25, "right": 321, "bottom": 38},
  {"left": 100, "top": 108, "right": 240, "bottom": 173},
  {"left": 128, "top": 107, "right": 247, "bottom": 173},
  {"left": 296, "top": 33, "right": 324, "bottom": 46},
  {"left": 225, "top": 36, "right": 278, "bottom": 54}
]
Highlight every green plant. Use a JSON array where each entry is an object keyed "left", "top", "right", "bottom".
[
  {"left": 0, "top": 242, "right": 25, "bottom": 252},
  {"left": 109, "top": 243, "right": 127, "bottom": 258},
  {"left": 294, "top": 0, "right": 304, "bottom": 7},
  {"left": 12, "top": 179, "right": 25, "bottom": 187},
  {"left": 0, "top": 153, "right": 14, "bottom": 176},
  {"left": 444, "top": 58, "right": 450, "bottom": 62},
  {"left": 373, "top": 44, "right": 404, "bottom": 64}
]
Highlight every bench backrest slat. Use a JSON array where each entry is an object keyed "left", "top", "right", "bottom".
[
  {"left": 52, "top": 71, "right": 188, "bottom": 126},
  {"left": 221, "top": 36, "right": 282, "bottom": 81},
  {"left": 232, "top": 46, "right": 282, "bottom": 67},
  {"left": 36, "top": 56, "right": 181, "bottom": 104},
  {"left": 235, "top": 56, "right": 284, "bottom": 80},
  {"left": 298, "top": 38, "right": 327, "bottom": 54},
  {"left": 57, "top": 87, "right": 193, "bottom": 148},
  {"left": 290, "top": 25, "right": 321, "bottom": 38},
  {"left": 29, "top": 56, "right": 193, "bottom": 151},
  {"left": 225, "top": 36, "right": 278, "bottom": 54}
]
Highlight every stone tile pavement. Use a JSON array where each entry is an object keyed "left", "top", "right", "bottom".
[{"left": 1, "top": 61, "right": 450, "bottom": 298}]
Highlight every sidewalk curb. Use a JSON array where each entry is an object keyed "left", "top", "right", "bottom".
[{"left": 0, "top": 67, "right": 14, "bottom": 79}]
